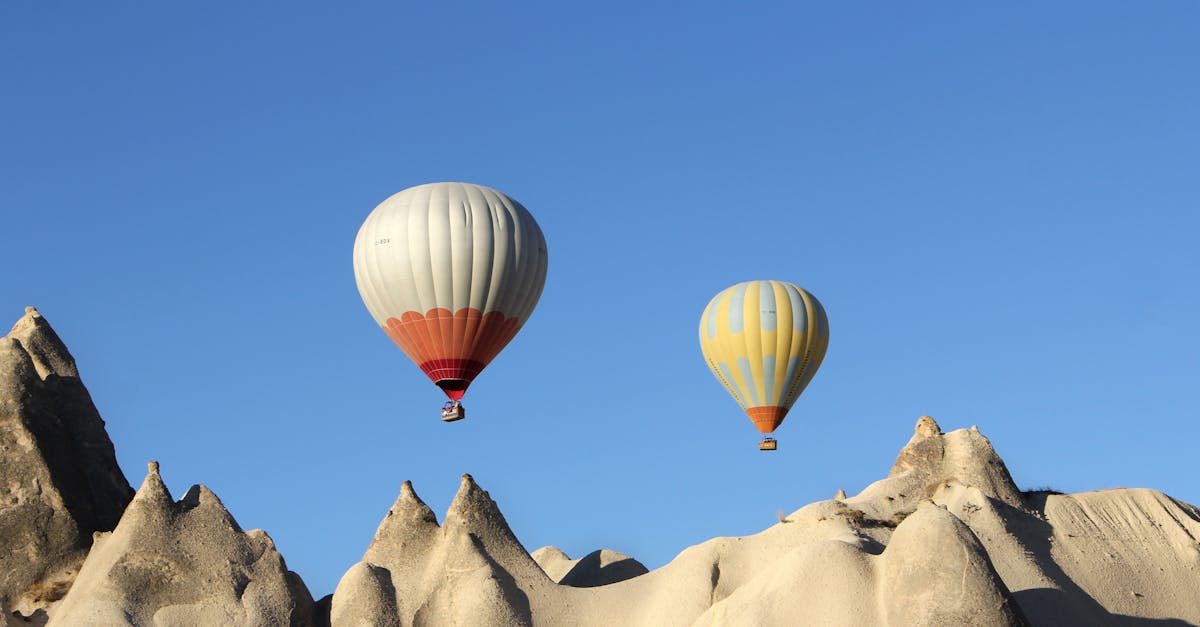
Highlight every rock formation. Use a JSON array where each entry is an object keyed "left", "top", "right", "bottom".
[
  {"left": 0, "top": 308, "right": 133, "bottom": 617},
  {"left": 331, "top": 476, "right": 547, "bottom": 626},
  {"left": 50, "top": 462, "right": 315, "bottom": 626},
  {"left": 5, "top": 308, "right": 1200, "bottom": 626},
  {"left": 330, "top": 416, "right": 1200, "bottom": 626},
  {"left": 529, "top": 546, "right": 574, "bottom": 582},
  {"left": 530, "top": 547, "right": 648, "bottom": 587},
  {"left": 328, "top": 427, "right": 1028, "bottom": 626}
]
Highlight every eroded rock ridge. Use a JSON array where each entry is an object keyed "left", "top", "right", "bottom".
[{"left": 4, "top": 309, "right": 1200, "bottom": 626}]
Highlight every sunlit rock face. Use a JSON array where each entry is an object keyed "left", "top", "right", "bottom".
[
  {"left": 331, "top": 475, "right": 548, "bottom": 627},
  {"left": 0, "top": 308, "right": 133, "bottom": 617},
  {"left": 50, "top": 462, "right": 315, "bottom": 626},
  {"left": 531, "top": 547, "right": 648, "bottom": 588},
  {"left": 329, "top": 416, "right": 1200, "bottom": 627},
  {"left": 328, "top": 463, "right": 1026, "bottom": 627},
  {"left": 4, "top": 308, "right": 1200, "bottom": 626},
  {"left": 1, "top": 309, "right": 314, "bottom": 626}
]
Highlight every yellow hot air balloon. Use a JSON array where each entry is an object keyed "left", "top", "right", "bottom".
[{"left": 699, "top": 280, "right": 829, "bottom": 450}]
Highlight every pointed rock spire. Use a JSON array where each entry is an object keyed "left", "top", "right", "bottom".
[
  {"left": 443, "top": 474, "right": 542, "bottom": 578},
  {"left": 444, "top": 473, "right": 506, "bottom": 530},
  {"left": 395, "top": 480, "right": 439, "bottom": 527},
  {"left": 52, "top": 462, "right": 315, "bottom": 626},
  {"left": 362, "top": 480, "right": 440, "bottom": 567},
  {"left": 881, "top": 416, "right": 1023, "bottom": 513},
  {"left": 129, "top": 460, "right": 174, "bottom": 511},
  {"left": 0, "top": 308, "right": 133, "bottom": 615},
  {"left": 7, "top": 307, "right": 77, "bottom": 380}
]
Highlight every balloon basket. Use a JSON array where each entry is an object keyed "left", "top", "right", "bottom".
[
  {"left": 759, "top": 437, "right": 777, "bottom": 451},
  {"left": 440, "top": 401, "right": 465, "bottom": 422}
]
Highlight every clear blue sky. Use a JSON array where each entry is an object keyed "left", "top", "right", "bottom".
[{"left": 3, "top": 2, "right": 1197, "bottom": 598}]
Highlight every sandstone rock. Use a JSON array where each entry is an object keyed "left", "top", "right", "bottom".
[
  {"left": 530, "top": 546, "right": 574, "bottom": 582},
  {"left": 331, "top": 475, "right": 546, "bottom": 627},
  {"left": 914, "top": 414, "right": 941, "bottom": 438},
  {"left": 878, "top": 502, "right": 1026, "bottom": 626},
  {"left": 50, "top": 462, "right": 315, "bottom": 626},
  {"left": 332, "top": 462, "right": 1022, "bottom": 626},
  {"left": 328, "top": 563, "right": 398, "bottom": 627},
  {"left": 562, "top": 550, "right": 646, "bottom": 588},
  {"left": 691, "top": 503, "right": 1027, "bottom": 627},
  {"left": 331, "top": 417, "right": 1200, "bottom": 626},
  {"left": 531, "top": 548, "right": 648, "bottom": 587},
  {"left": 1034, "top": 489, "right": 1200, "bottom": 623},
  {"left": 360, "top": 481, "right": 439, "bottom": 584},
  {"left": 2, "top": 601, "right": 46, "bottom": 627},
  {"left": 7, "top": 307, "right": 1199, "bottom": 625},
  {"left": 847, "top": 416, "right": 1025, "bottom": 527},
  {"left": 441, "top": 473, "right": 547, "bottom": 584},
  {"left": 0, "top": 308, "right": 133, "bottom": 615}
]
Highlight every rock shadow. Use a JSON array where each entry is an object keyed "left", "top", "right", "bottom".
[
  {"left": 1012, "top": 589, "right": 1195, "bottom": 627},
  {"left": 997, "top": 496, "right": 1195, "bottom": 626},
  {"left": 559, "top": 550, "right": 649, "bottom": 588}
]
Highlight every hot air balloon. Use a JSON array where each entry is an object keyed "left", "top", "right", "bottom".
[
  {"left": 353, "top": 182, "right": 549, "bottom": 422},
  {"left": 699, "top": 280, "right": 829, "bottom": 450}
]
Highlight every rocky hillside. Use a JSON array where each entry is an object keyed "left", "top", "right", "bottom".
[{"left": 3, "top": 308, "right": 1199, "bottom": 626}]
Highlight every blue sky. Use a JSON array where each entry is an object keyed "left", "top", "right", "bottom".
[{"left": 3, "top": 2, "right": 1198, "bottom": 597}]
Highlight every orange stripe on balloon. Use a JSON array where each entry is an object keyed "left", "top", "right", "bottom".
[
  {"left": 382, "top": 307, "right": 523, "bottom": 389},
  {"left": 440, "top": 308, "right": 456, "bottom": 360},
  {"left": 450, "top": 306, "right": 465, "bottom": 361},
  {"left": 471, "top": 311, "right": 522, "bottom": 365},
  {"left": 388, "top": 312, "right": 428, "bottom": 363},
  {"left": 383, "top": 317, "right": 424, "bottom": 364},
  {"left": 745, "top": 406, "right": 788, "bottom": 433},
  {"left": 461, "top": 308, "right": 482, "bottom": 359}
]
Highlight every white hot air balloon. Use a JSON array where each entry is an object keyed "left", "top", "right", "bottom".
[{"left": 353, "top": 182, "right": 549, "bottom": 421}]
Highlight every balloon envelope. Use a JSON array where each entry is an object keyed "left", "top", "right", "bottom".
[
  {"left": 353, "top": 182, "right": 548, "bottom": 399},
  {"left": 699, "top": 280, "right": 829, "bottom": 433}
]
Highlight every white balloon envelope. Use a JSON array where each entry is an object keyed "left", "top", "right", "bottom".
[{"left": 353, "top": 182, "right": 548, "bottom": 402}]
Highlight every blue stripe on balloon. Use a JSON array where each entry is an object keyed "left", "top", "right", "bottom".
[
  {"left": 718, "top": 362, "right": 747, "bottom": 407},
  {"left": 783, "top": 355, "right": 801, "bottom": 404},
  {"left": 786, "top": 284, "right": 807, "bottom": 333},
  {"left": 791, "top": 359, "right": 819, "bottom": 402},
  {"left": 762, "top": 355, "right": 777, "bottom": 405},
  {"left": 759, "top": 281, "right": 777, "bottom": 332},
  {"left": 737, "top": 357, "right": 759, "bottom": 406},
  {"left": 798, "top": 363, "right": 818, "bottom": 390},
  {"left": 706, "top": 302, "right": 718, "bottom": 340},
  {"left": 815, "top": 296, "right": 828, "bottom": 338},
  {"left": 727, "top": 283, "right": 748, "bottom": 334}
]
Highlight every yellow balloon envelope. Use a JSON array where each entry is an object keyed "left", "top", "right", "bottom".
[{"left": 699, "top": 280, "right": 829, "bottom": 435}]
